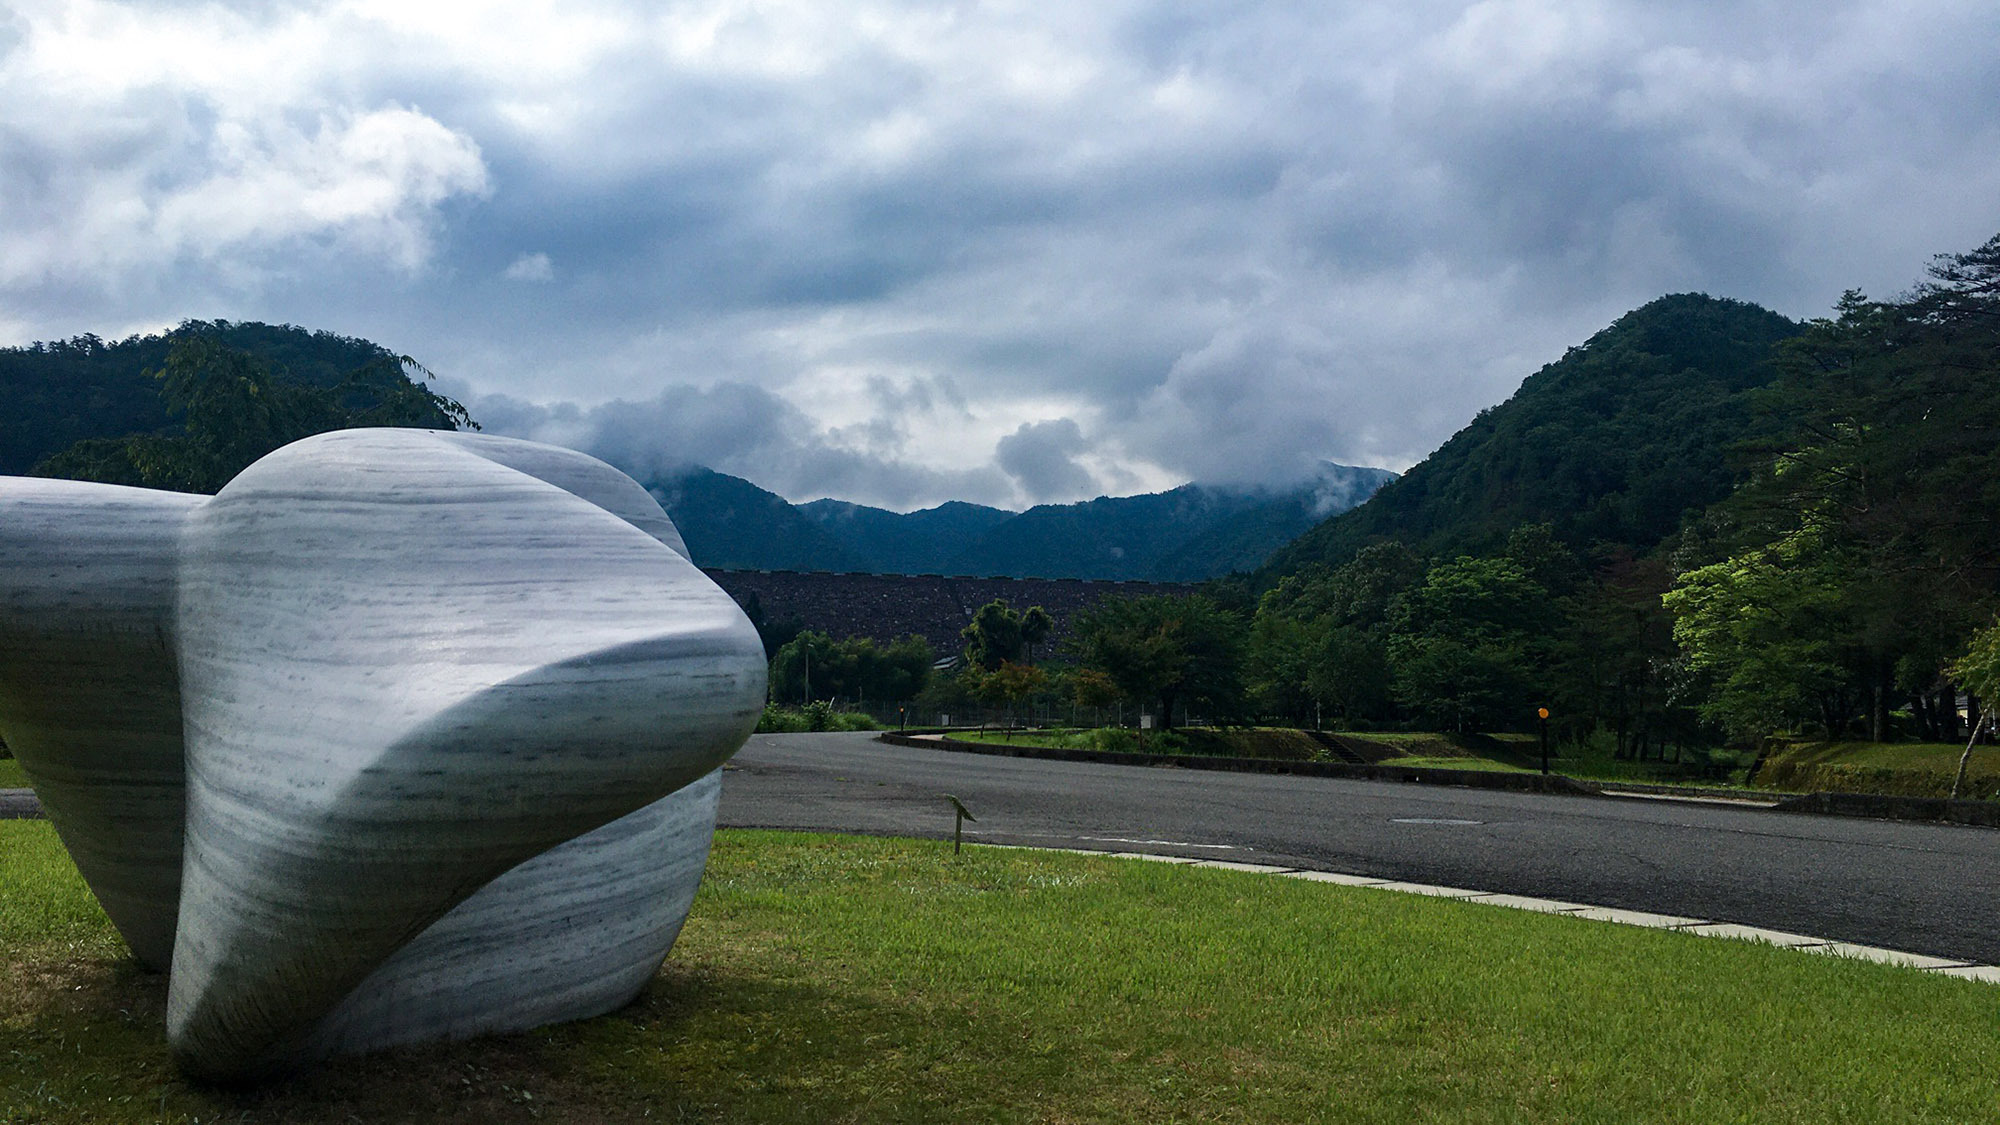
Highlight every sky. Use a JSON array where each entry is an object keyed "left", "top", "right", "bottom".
[{"left": 5, "top": 0, "right": 1998, "bottom": 511}]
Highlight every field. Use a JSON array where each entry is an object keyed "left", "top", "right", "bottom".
[{"left": 5, "top": 822, "right": 2000, "bottom": 1123}]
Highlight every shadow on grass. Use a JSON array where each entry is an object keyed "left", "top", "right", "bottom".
[{"left": 0, "top": 947, "right": 899, "bottom": 1124}]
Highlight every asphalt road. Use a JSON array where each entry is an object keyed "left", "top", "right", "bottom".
[{"left": 721, "top": 731, "right": 2000, "bottom": 964}]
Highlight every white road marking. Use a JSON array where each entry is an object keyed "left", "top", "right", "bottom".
[{"left": 984, "top": 845, "right": 2000, "bottom": 986}]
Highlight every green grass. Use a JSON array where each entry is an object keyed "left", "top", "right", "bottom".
[
  {"left": 1375, "top": 755, "right": 1530, "bottom": 773},
  {"left": 1756, "top": 740, "right": 2000, "bottom": 800},
  {"left": 952, "top": 727, "right": 1322, "bottom": 760},
  {"left": 0, "top": 756, "right": 27, "bottom": 789},
  {"left": 6, "top": 824, "right": 2000, "bottom": 1122}
]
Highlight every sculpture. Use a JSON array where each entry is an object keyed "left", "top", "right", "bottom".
[{"left": 0, "top": 430, "right": 767, "bottom": 1081}]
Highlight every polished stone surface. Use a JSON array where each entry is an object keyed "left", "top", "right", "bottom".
[{"left": 0, "top": 430, "right": 765, "bottom": 1081}]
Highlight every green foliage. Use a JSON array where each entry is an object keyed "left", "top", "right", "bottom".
[
  {"left": 1069, "top": 593, "right": 1246, "bottom": 729},
  {"left": 1665, "top": 521, "right": 1857, "bottom": 738},
  {"left": 769, "top": 631, "right": 934, "bottom": 705},
  {"left": 1265, "top": 294, "right": 1802, "bottom": 577},
  {"left": 1755, "top": 741, "right": 2000, "bottom": 801},
  {"left": 945, "top": 466, "right": 1393, "bottom": 581},
  {"left": 967, "top": 661, "right": 1048, "bottom": 718},
  {"left": 30, "top": 330, "right": 472, "bottom": 494},
  {"left": 960, "top": 600, "right": 1052, "bottom": 671},
  {"left": 1951, "top": 618, "right": 2000, "bottom": 707},
  {"left": 11, "top": 321, "right": 470, "bottom": 490},
  {"left": 756, "top": 702, "right": 880, "bottom": 733},
  {"left": 649, "top": 466, "right": 866, "bottom": 571},
  {"left": 1664, "top": 229, "right": 2000, "bottom": 741}
]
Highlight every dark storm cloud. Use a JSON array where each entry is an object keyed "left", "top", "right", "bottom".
[{"left": 5, "top": 0, "right": 1998, "bottom": 507}]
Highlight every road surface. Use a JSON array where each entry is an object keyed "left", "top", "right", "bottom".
[{"left": 720, "top": 732, "right": 2000, "bottom": 964}]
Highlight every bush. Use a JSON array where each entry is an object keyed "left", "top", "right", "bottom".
[{"left": 756, "top": 702, "right": 881, "bottom": 734}]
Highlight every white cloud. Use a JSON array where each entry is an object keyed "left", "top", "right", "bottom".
[
  {"left": 503, "top": 252, "right": 554, "bottom": 282},
  {"left": 4, "top": 0, "right": 1999, "bottom": 508}
]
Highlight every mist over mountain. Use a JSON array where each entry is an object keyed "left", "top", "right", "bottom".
[
  {"left": 648, "top": 461, "right": 1395, "bottom": 580},
  {"left": 1259, "top": 294, "right": 1804, "bottom": 579}
]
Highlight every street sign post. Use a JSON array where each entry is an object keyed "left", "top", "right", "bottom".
[{"left": 1537, "top": 706, "right": 1551, "bottom": 775}]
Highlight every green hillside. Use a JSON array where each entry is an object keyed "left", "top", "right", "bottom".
[
  {"left": 2, "top": 321, "right": 401, "bottom": 477},
  {"left": 647, "top": 467, "right": 862, "bottom": 572},
  {"left": 799, "top": 498, "right": 1015, "bottom": 573},
  {"left": 948, "top": 463, "right": 1394, "bottom": 581},
  {"left": 1263, "top": 294, "right": 1802, "bottom": 577}
]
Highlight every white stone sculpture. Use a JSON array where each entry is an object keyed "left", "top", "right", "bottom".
[{"left": 0, "top": 430, "right": 766, "bottom": 1081}]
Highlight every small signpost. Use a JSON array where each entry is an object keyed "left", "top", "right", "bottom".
[
  {"left": 1537, "top": 706, "right": 1551, "bottom": 775},
  {"left": 943, "top": 794, "right": 977, "bottom": 854}
]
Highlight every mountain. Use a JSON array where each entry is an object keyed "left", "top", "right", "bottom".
[
  {"left": 651, "top": 460, "right": 1394, "bottom": 580},
  {"left": 645, "top": 467, "right": 862, "bottom": 572},
  {"left": 2, "top": 321, "right": 403, "bottom": 476},
  {"left": 943, "top": 463, "right": 1395, "bottom": 580},
  {"left": 1260, "top": 294, "right": 1803, "bottom": 579},
  {"left": 798, "top": 498, "right": 1015, "bottom": 573}
]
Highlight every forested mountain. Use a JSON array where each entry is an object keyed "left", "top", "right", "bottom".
[
  {"left": 1262, "top": 294, "right": 1802, "bottom": 578},
  {"left": 9, "top": 321, "right": 469, "bottom": 493},
  {"left": 652, "top": 460, "right": 1394, "bottom": 579},
  {"left": 798, "top": 498, "right": 1015, "bottom": 574},
  {"left": 1233, "top": 238, "right": 2000, "bottom": 753},
  {"left": 646, "top": 468, "right": 864, "bottom": 572},
  {"left": 945, "top": 463, "right": 1394, "bottom": 580}
]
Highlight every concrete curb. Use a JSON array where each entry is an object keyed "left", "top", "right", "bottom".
[
  {"left": 986, "top": 843, "right": 2000, "bottom": 985},
  {"left": 1771, "top": 790, "right": 2000, "bottom": 828},
  {"left": 875, "top": 731, "right": 1598, "bottom": 796},
  {"left": 878, "top": 732, "right": 1999, "bottom": 827}
]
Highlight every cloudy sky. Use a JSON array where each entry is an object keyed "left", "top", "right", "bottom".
[{"left": 5, "top": 1, "right": 1998, "bottom": 509}]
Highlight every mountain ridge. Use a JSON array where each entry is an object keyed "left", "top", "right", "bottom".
[
  {"left": 647, "top": 461, "right": 1395, "bottom": 580},
  {"left": 1257, "top": 293, "right": 1803, "bottom": 580}
]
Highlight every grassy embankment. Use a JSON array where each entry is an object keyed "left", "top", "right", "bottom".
[
  {"left": 1755, "top": 740, "right": 2000, "bottom": 801},
  {"left": 951, "top": 727, "right": 2000, "bottom": 799},
  {"left": 949, "top": 727, "right": 1745, "bottom": 784},
  {"left": 0, "top": 756, "right": 27, "bottom": 789},
  {"left": 7, "top": 821, "right": 1998, "bottom": 1123}
]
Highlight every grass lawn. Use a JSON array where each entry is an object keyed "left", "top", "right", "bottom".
[
  {"left": 0, "top": 757, "right": 27, "bottom": 788},
  {"left": 952, "top": 728, "right": 1081, "bottom": 749},
  {"left": 1757, "top": 740, "right": 2000, "bottom": 800},
  {"left": 1373, "top": 755, "right": 1530, "bottom": 773},
  {"left": 6, "top": 823, "right": 1999, "bottom": 1123}
]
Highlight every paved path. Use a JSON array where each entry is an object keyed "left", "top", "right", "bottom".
[{"left": 720, "top": 732, "right": 2000, "bottom": 965}]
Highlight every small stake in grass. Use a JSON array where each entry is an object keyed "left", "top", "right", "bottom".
[{"left": 943, "top": 794, "right": 977, "bottom": 854}]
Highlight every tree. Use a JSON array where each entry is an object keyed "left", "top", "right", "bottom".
[
  {"left": 770, "top": 631, "right": 934, "bottom": 705},
  {"left": 1069, "top": 594, "right": 1245, "bottom": 730},
  {"left": 1667, "top": 229, "right": 2000, "bottom": 741},
  {"left": 33, "top": 331, "right": 474, "bottom": 494},
  {"left": 962, "top": 601, "right": 1019, "bottom": 671},
  {"left": 973, "top": 661, "right": 1048, "bottom": 725},
  {"left": 1385, "top": 557, "right": 1547, "bottom": 733},
  {"left": 1663, "top": 519, "right": 1858, "bottom": 739},
  {"left": 1307, "top": 626, "right": 1394, "bottom": 726}
]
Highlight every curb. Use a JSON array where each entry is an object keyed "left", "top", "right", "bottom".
[
  {"left": 876, "top": 732, "right": 1598, "bottom": 796},
  {"left": 986, "top": 843, "right": 2000, "bottom": 986},
  {"left": 1771, "top": 790, "right": 2000, "bottom": 828},
  {"left": 878, "top": 733, "right": 1999, "bottom": 827}
]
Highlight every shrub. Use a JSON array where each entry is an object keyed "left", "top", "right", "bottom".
[{"left": 756, "top": 703, "right": 881, "bottom": 734}]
